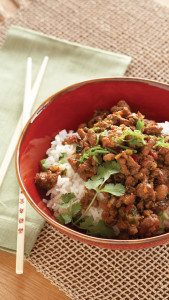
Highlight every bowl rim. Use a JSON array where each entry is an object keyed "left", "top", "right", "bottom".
[{"left": 16, "top": 76, "right": 169, "bottom": 247}]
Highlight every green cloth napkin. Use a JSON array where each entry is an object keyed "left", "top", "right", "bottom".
[{"left": 0, "top": 25, "right": 131, "bottom": 255}]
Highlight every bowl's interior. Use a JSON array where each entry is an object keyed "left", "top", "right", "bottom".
[{"left": 18, "top": 78, "right": 169, "bottom": 227}]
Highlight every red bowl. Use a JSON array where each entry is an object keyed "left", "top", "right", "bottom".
[{"left": 16, "top": 77, "right": 169, "bottom": 250}]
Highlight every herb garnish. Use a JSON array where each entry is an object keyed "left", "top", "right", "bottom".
[
  {"left": 136, "top": 119, "right": 144, "bottom": 131},
  {"left": 159, "top": 211, "right": 169, "bottom": 222},
  {"left": 158, "top": 211, "right": 169, "bottom": 231},
  {"left": 117, "top": 129, "right": 146, "bottom": 148},
  {"left": 85, "top": 161, "right": 120, "bottom": 192},
  {"left": 100, "top": 130, "right": 108, "bottom": 137},
  {"left": 40, "top": 159, "right": 49, "bottom": 171},
  {"left": 155, "top": 137, "right": 169, "bottom": 148},
  {"left": 92, "top": 127, "right": 100, "bottom": 132},
  {"left": 57, "top": 192, "right": 81, "bottom": 224},
  {"left": 75, "top": 161, "right": 124, "bottom": 224},
  {"left": 59, "top": 152, "right": 67, "bottom": 163},
  {"left": 101, "top": 183, "right": 125, "bottom": 196},
  {"left": 79, "top": 146, "right": 109, "bottom": 163},
  {"left": 61, "top": 192, "right": 75, "bottom": 203},
  {"left": 79, "top": 216, "right": 114, "bottom": 238}
]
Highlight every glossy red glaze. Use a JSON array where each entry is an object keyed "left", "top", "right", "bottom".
[{"left": 16, "top": 78, "right": 169, "bottom": 250}]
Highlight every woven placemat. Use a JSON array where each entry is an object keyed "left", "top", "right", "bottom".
[{"left": 1, "top": 1, "right": 169, "bottom": 299}]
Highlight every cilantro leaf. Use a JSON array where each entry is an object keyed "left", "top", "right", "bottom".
[
  {"left": 40, "top": 159, "right": 49, "bottom": 171},
  {"left": 105, "top": 147, "right": 117, "bottom": 154},
  {"left": 61, "top": 193, "right": 75, "bottom": 203},
  {"left": 79, "top": 146, "right": 109, "bottom": 163},
  {"left": 155, "top": 137, "right": 169, "bottom": 148},
  {"left": 56, "top": 214, "right": 65, "bottom": 224},
  {"left": 100, "top": 130, "right": 108, "bottom": 137},
  {"left": 92, "top": 127, "right": 100, "bottom": 132},
  {"left": 59, "top": 152, "right": 67, "bottom": 163},
  {"left": 79, "top": 216, "right": 114, "bottom": 238},
  {"left": 60, "top": 213, "right": 72, "bottom": 224},
  {"left": 136, "top": 119, "right": 144, "bottom": 131},
  {"left": 117, "top": 129, "right": 146, "bottom": 148},
  {"left": 89, "top": 220, "right": 114, "bottom": 238},
  {"left": 159, "top": 211, "right": 169, "bottom": 230},
  {"left": 101, "top": 183, "right": 125, "bottom": 196},
  {"left": 84, "top": 161, "right": 121, "bottom": 192},
  {"left": 85, "top": 178, "right": 103, "bottom": 191},
  {"left": 79, "top": 216, "right": 93, "bottom": 228},
  {"left": 57, "top": 201, "right": 81, "bottom": 225},
  {"left": 159, "top": 211, "right": 169, "bottom": 222},
  {"left": 76, "top": 160, "right": 121, "bottom": 223},
  {"left": 97, "top": 161, "right": 120, "bottom": 181},
  {"left": 71, "top": 202, "right": 81, "bottom": 216}
]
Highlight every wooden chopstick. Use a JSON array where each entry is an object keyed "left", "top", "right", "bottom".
[
  {"left": 22, "top": 57, "right": 32, "bottom": 124},
  {"left": 15, "top": 56, "right": 48, "bottom": 274},
  {"left": 0, "top": 114, "right": 23, "bottom": 187},
  {"left": 15, "top": 57, "right": 32, "bottom": 275}
]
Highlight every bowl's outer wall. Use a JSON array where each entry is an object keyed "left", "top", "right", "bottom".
[{"left": 18, "top": 79, "right": 169, "bottom": 249}]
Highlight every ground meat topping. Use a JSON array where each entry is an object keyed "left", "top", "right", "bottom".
[
  {"left": 143, "top": 120, "right": 163, "bottom": 135},
  {"left": 68, "top": 156, "right": 97, "bottom": 181},
  {"left": 155, "top": 184, "right": 168, "bottom": 201},
  {"left": 35, "top": 100, "right": 169, "bottom": 239},
  {"left": 35, "top": 170, "right": 60, "bottom": 190},
  {"left": 139, "top": 213, "right": 160, "bottom": 237}
]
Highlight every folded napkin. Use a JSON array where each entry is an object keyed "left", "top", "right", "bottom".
[{"left": 0, "top": 26, "right": 131, "bottom": 255}]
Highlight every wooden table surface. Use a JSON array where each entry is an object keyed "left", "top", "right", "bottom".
[
  {"left": 0, "top": 251, "right": 70, "bottom": 300},
  {"left": 0, "top": 0, "right": 169, "bottom": 299}
]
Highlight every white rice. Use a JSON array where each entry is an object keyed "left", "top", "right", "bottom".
[
  {"left": 86, "top": 207, "right": 103, "bottom": 223},
  {"left": 44, "top": 123, "right": 169, "bottom": 224},
  {"left": 45, "top": 130, "right": 100, "bottom": 223},
  {"left": 158, "top": 121, "right": 169, "bottom": 135},
  {"left": 44, "top": 130, "right": 77, "bottom": 168}
]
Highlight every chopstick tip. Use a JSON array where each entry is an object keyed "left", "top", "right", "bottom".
[
  {"left": 27, "top": 57, "right": 32, "bottom": 62},
  {"left": 16, "top": 268, "right": 23, "bottom": 275},
  {"left": 44, "top": 56, "right": 49, "bottom": 61}
]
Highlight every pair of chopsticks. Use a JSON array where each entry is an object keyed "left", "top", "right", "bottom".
[
  {"left": 0, "top": 56, "right": 49, "bottom": 274},
  {"left": 16, "top": 56, "right": 49, "bottom": 274}
]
